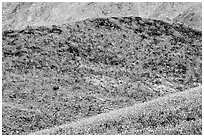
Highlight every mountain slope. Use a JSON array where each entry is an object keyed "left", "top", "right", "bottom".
[
  {"left": 2, "top": 16, "right": 202, "bottom": 135},
  {"left": 2, "top": 2, "right": 202, "bottom": 30},
  {"left": 173, "top": 4, "right": 202, "bottom": 30},
  {"left": 30, "top": 86, "right": 202, "bottom": 135}
]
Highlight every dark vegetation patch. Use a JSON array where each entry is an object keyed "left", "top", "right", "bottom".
[{"left": 2, "top": 16, "right": 202, "bottom": 134}]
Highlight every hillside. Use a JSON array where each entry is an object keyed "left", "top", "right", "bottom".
[
  {"left": 2, "top": 2, "right": 202, "bottom": 30},
  {"left": 2, "top": 15, "right": 202, "bottom": 135},
  {"left": 30, "top": 86, "right": 202, "bottom": 135}
]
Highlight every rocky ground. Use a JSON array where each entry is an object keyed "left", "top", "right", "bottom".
[
  {"left": 2, "top": 2, "right": 202, "bottom": 135},
  {"left": 2, "top": 15, "right": 202, "bottom": 135},
  {"left": 2, "top": 2, "right": 202, "bottom": 30},
  {"left": 31, "top": 86, "right": 202, "bottom": 135}
]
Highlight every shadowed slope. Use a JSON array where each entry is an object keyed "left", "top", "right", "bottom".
[{"left": 30, "top": 86, "right": 202, "bottom": 135}]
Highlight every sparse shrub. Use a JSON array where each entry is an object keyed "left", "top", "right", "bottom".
[{"left": 2, "top": 16, "right": 202, "bottom": 135}]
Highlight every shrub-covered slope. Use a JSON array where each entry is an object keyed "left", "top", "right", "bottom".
[
  {"left": 31, "top": 86, "right": 202, "bottom": 135},
  {"left": 2, "top": 16, "right": 202, "bottom": 135}
]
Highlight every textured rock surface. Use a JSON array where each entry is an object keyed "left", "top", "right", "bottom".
[
  {"left": 2, "top": 2, "right": 202, "bottom": 135},
  {"left": 2, "top": 2, "right": 202, "bottom": 30}
]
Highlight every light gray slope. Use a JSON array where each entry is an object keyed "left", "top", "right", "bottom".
[
  {"left": 2, "top": 2, "right": 202, "bottom": 30},
  {"left": 30, "top": 86, "right": 202, "bottom": 135}
]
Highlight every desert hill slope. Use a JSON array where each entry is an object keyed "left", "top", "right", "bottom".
[
  {"left": 30, "top": 86, "right": 202, "bottom": 135},
  {"left": 2, "top": 2, "right": 202, "bottom": 30},
  {"left": 2, "top": 10, "right": 202, "bottom": 135}
]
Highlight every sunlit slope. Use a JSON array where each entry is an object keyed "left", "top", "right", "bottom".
[
  {"left": 2, "top": 2, "right": 201, "bottom": 30},
  {"left": 31, "top": 86, "right": 202, "bottom": 135}
]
